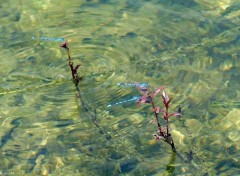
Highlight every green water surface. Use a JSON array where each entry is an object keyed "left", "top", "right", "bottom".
[{"left": 0, "top": 0, "right": 239, "bottom": 175}]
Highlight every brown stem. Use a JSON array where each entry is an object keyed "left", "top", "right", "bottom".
[
  {"left": 75, "top": 85, "right": 111, "bottom": 140},
  {"left": 65, "top": 48, "right": 81, "bottom": 86},
  {"left": 168, "top": 134, "right": 176, "bottom": 152},
  {"left": 150, "top": 97, "right": 160, "bottom": 125},
  {"left": 165, "top": 107, "right": 176, "bottom": 152},
  {"left": 150, "top": 94, "right": 176, "bottom": 152},
  {"left": 61, "top": 44, "right": 111, "bottom": 140},
  {"left": 149, "top": 95, "right": 165, "bottom": 137},
  {"left": 166, "top": 107, "right": 169, "bottom": 135}
]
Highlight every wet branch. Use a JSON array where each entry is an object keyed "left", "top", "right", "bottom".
[
  {"left": 60, "top": 41, "right": 111, "bottom": 140},
  {"left": 137, "top": 86, "right": 181, "bottom": 152}
]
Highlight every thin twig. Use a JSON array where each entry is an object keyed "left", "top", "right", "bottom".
[{"left": 60, "top": 41, "right": 111, "bottom": 140}]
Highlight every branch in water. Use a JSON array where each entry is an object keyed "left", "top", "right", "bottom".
[{"left": 60, "top": 41, "right": 111, "bottom": 141}]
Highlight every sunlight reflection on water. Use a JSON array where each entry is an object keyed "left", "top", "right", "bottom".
[{"left": 0, "top": 0, "right": 239, "bottom": 175}]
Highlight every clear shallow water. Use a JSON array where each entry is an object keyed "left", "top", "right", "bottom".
[{"left": 0, "top": 0, "right": 239, "bottom": 175}]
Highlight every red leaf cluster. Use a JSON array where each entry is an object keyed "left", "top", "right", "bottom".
[{"left": 60, "top": 41, "right": 69, "bottom": 49}]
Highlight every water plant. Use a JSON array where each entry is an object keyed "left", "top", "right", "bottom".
[
  {"left": 60, "top": 41, "right": 181, "bottom": 151},
  {"left": 60, "top": 41, "right": 82, "bottom": 86},
  {"left": 60, "top": 41, "right": 111, "bottom": 140},
  {"left": 107, "top": 82, "right": 182, "bottom": 151},
  {"left": 136, "top": 85, "right": 182, "bottom": 152}
]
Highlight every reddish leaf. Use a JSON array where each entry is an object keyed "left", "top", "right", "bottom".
[
  {"left": 162, "top": 90, "right": 172, "bottom": 108},
  {"left": 152, "top": 106, "right": 161, "bottom": 113},
  {"left": 60, "top": 41, "right": 69, "bottom": 49},
  {"left": 168, "top": 112, "right": 182, "bottom": 118},
  {"left": 72, "top": 64, "right": 81, "bottom": 75},
  {"left": 75, "top": 64, "right": 81, "bottom": 71},
  {"left": 161, "top": 94, "right": 167, "bottom": 106},
  {"left": 152, "top": 106, "right": 165, "bottom": 114},
  {"left": 137, "top": 95, "right": 151, "bottom": 107},
  {"left": 152, "top": 86, "right": 166, "bottom": 97},
  {"left": 163, "top": 112, "right": 168, "bottom": 120},
  {"left": 154, "top": 134, "right": 163, "bottom": 141},
  {"left": 162, "top": 90, "right": 169, "bottom": 102},
  {"left": 166, "top": 97, "right": 172, "bottom": 108}
]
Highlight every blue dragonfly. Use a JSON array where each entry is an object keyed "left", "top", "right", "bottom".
[
  {"left": 116, "top": 82, "right": 149, "bottom": 87},
  {"left": 107, "top": 95, "right": 141, "bottom": 107},
  {"left": 32, "top": 36, "right": 65, "bottom": 42},
  {"left": 107, "top": 82, "right": 149, "bottom": 107}
]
